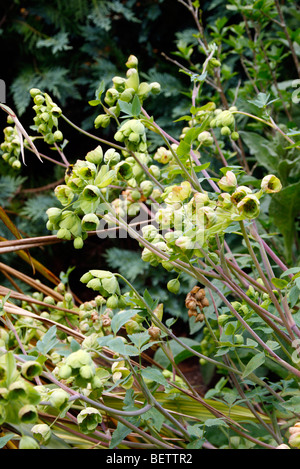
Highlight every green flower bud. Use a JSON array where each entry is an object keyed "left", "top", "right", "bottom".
[
  {"left": 21, "top": 361, "right": 43, "bottom": 380},
  {"left": 104, "top": 87, "right": 119, "bottom": 106},
  {"left": 54, "top": 185, "right": 74, "bottom": 206},
  {"left": 0, "top": 387, "right": 9, "bottom": 404},
  {"left": 19, "top": 435, "right": 40, "bottom": 449},
  {"left": 217, "top": 171, "right": 237, "bottom": 192},
  {"left": 112, "top": 76, "right": 126, "bottom": 92},
  {"left": 53, "top": 130, "right": 63, "bottom": 141},
  {"left": 46, "top": 207, "right": 62, "bottom": 224},
  {"left": 140, "top": 180, "right": 153, "bottom": 197},
  {"left": 126, "top": 55, "right": 138, "bottom": 69},
  {"left": 217, "top": 314, "right": 230, "bottom": 326},
  {"left": 18, "top": 404, "right": 38, "bottom": 424},
  {"left": 103, "top": 148, "right": 120, "bottom": 166},
  {"left": 167, "top": 278, "right": 180, "bottom": 294},
  {"left": 74, "top": 237, "right": 84, "bottom": 249},
  {"left": 77, "top": 407, "right": 102, "bottom": 434},
  {"left": 106, "top": 294, "right": 119, "bottom": 309},
  {"left": 79, "top": 364, "right": 95, "bottom": 380},
  {"left": 56, "top": 228, "right": 72, "bottom": 240},
  {"left": 85, "top": 147, "right": 104, "bottom": 166},
  {"left": 66, "top": 349, "right": 93, "bottom": 369},
  {"left": 94, "top": 114, "right": 111, "bottom": 129},
  {"left": 119, "top": 88, "right": 135, "bottom": 103},
  {"left": 58, "top": 364, "right": 72, "bottom": 379},
  {"left": 125, "top": 68, "right": 139, "bottom": 92},
  {"left": 217, "top": 110, "right": 235, "bottom": 127},
  {"left": 261, "top": 174, "right": 282, "bottom": 193},
  {"left": 31, "top": 424, "right": 52, "bottom": 445},
  {"left": 49, "top": 389, "right": 70, "bottom": 410},
  {"left": 231, "top": 131, "right": 239, "bottom": 141},
  {"left": 220, "top": 126, "right": 231, "bottom": 136},
  {"left": 197, "top": 131, "right": 214, "bottom": 146},
  {"left": 30, "top": 88, "right": 42, "bottom": 98},
  {"left": 81, "top": 213, "right": 100, "bottom": 231},
  {"left": 137, "top": 82, "right": 151, "bottom": 99},
  {"left": 150, "top": 82, "right": 161, "bottom": 95}
]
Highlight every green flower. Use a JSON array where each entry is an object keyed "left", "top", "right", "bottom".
[
  {"left": 237, "top": 194, "right": 260, "bottom": 219},
  {"left": 18, "top": 404, "right": 38, "bottom": 424},
  {"left": 77, "top": 407, "right": 102, "bottom": 434},
  {"left": 261, "top": 174, "right": 282, "bottom": 193},
  {"left": 31, "top": 424, "right": 52, "bottom": 445},
  {"left": 81, "top": 213, "right": 100, "bottom": 231},
  {"left": 85, "top": 145, "right": 103, "bottom": 165},
  {"left": 21, "top": 361, "right": 43, "bottom": 380}
]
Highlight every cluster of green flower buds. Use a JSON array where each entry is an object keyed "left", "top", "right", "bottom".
[
  {"left": 0, "top": 352, "right": 41, "bottom": 428},
  {"left": 80, "top": 269, "right": 121, "bottom": 305},
  {"left": 210, "top": 107, "right": 239, "bottom": 140},
  {"left": 30, "top": 88, "right": 63, "bottom": 144},
  {"left": 94, "top": 55, "right": 161, "bottom": 129},
  {"left": 114, "top": 119, "right": 147, "bottom": 152},
  {"left": 139, "top": 172, "right": 282, "bottom": 273},
  {"left": 57, "top": 348, "right": 108, "bottom": 391},
  {"left": 0, "top": 116, "right": 22, "bottom": 169}
]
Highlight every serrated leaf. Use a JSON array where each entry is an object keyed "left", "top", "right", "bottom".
[
  {"left": 111, "top": 310, "right": 137, "bottom": 335},
  {"left": 242, "top": 352, "right": 265, "bottom": 378}
]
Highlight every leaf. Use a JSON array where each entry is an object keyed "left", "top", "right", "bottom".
[
  {"left": 239, "top": 131, "right": 278, "bottom": 173},
  {"left": 0, "top": 433, "right": 16, "bottom": 449},
  {"left": 141, "top": 367, "right": 170, "bottom": 387},
  {"left": 271, "top": 277, "right": 288, "bottom": 289},
  {"left": 111, "top": 309, "right": 137, "bottom": 335},
  {"left": 36, "top": 325, "right": 59, "bottom": 355},
  {"left": 242, "top": 352, "right": 265, "bottom": 378}
]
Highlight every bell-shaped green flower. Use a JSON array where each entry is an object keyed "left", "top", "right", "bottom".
[
  {"left": 82, "top": 185, "right": 101, "bottom": 202},
  {"left": 81, "top": 213, "right": 100, "bottom": 231},
  {"left": 237, "top": 194, "right": 260, "bottom": 219},
  {"left": 21, "top": 361, "right": 43, "bottom": 380},
  {"left": 8, "top": 380, "right": 27, "bottom": 400},
  {"left": 54, "top": 185, "right": 74, "bottom": 206},
  {"left": 77, "top": 407, "right": 102, "bottom": 434},
  {"left": 18, "top": 404, "right": 38, "bottom": 424},
  {"left": 230, "top": 186, "right": 252, "bottom": 205},
  {"left": 31, "top": 423, "right": 52, "bottom": 445},
  {"left": 261, "top": 174, "right": 282, "bottom": 193}
]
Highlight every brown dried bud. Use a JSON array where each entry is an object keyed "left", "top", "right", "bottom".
[
  {"left": 190, "top": 286, "right": 200, "bottom": 295},
  {"left": 195, "top": 313, "right": 205, "bottom": 322},
  {"left": 188, "top": 309, "right": 197, "bottom": 318},
  {"left": 195, "top": 289, "right": 205, "bottom": 301},
  {"left": 148, "top": 326, "right": 161, "bottom": 340},
  {"left": 201, "top": 298, "right": 210, "bottom": 308},
  {"left": 185, "top": 298, "right": 197, "bottom": 310}
]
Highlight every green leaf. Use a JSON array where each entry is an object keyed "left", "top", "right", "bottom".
[
  {"left": 141, "top": 367, "right": 170, "bottom": 387},
  {"left": 0, "top": 433, "right": 16, "bottom": 449},
  {"left": 36, "top": 325, "right": 59, "bottom": 355},
  {"left": 242, "top": 352, "right": 265, "bottom": 378},
  {"left": 131, "top": 95, "right": 141, "bottom": 116},
  {"left": 271, "top": 277, "right": 288, "bottom": 289},
  {"left": 111, "top": 310, "right": 137, "bottom": 335}
]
